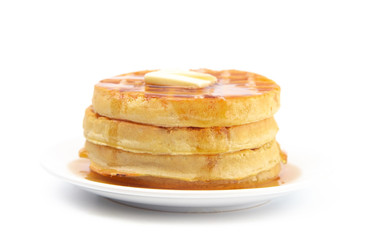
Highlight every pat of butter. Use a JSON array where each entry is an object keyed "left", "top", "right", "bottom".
[{"left": 144, "top": 70, "right": 217, "bottom": 88}]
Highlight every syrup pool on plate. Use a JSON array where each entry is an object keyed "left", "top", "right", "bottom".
[{"left": 68, "top": 157, "right": 301, "bottom": 190}]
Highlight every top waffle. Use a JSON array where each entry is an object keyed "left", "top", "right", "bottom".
[{"left": 92, "top": 69, "right": 280, "bottom": 127}]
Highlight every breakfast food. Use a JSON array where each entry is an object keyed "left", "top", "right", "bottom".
[
  {"left": 92, "top": 69, "right": 280, "bottom": 127},
  {"left": 83, "top": 106, "right": 279, "bottom": 154},
  {"left": 81, "top": 69, "right": 287, "bottom": 190}
]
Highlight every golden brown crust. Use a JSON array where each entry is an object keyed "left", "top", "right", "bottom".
[
  {"left": 92, "top": 69, "right": 280, "bottom": 127},
  {"left": 83, "top": 106, "right": 279, "bottom": 154},
  {"left": 84, "top": 139, "right": 284, "bottom": 182}
]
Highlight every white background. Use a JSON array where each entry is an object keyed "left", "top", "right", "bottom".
[{"left": 1, "top": 0, "right": 368, "bottom": 239}]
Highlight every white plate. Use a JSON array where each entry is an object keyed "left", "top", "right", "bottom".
[{"left": 41, "top": 138, "right": 319, "bottom": 213}]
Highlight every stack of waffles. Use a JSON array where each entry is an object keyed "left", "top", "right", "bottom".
[{"left": 82, "top": 69, "right": 286, "bottom": 190}]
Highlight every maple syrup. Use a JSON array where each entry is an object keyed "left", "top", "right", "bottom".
[{"left": 97, "top": 69, "right": 279, "bottom": 99}]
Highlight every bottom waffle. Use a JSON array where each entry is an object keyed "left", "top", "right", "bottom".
[{"left": 84, "top": 140, "right": 286, "bottom": 190}]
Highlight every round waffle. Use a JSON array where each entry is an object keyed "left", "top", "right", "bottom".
[
  {"left": 92, "top": 69, "right": 280, "bottom": 127},
  {"left": 84, "top": 140, "right": 285, "bottom": 190},
  {"left": 83, "top": 106, "right": 279, "bottom": 154}
]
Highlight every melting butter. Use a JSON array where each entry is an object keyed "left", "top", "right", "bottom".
[{"left": 144, "top": 70, "right": 217, "bottom": 88}]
